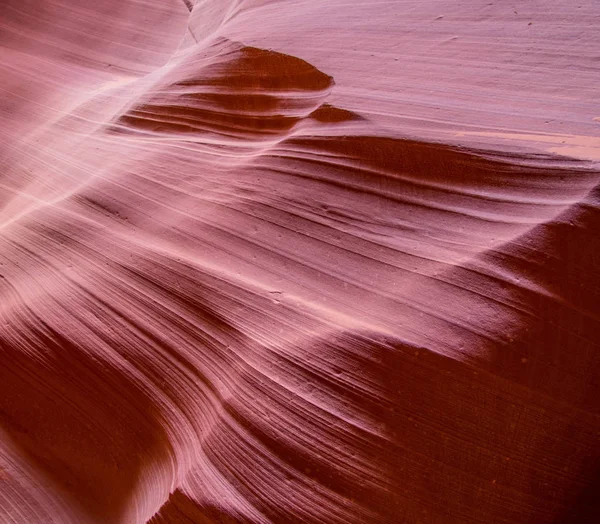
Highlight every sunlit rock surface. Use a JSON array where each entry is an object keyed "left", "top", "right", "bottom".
[{"left": 1, "top": 1, "right": 599, "bottom": 522}]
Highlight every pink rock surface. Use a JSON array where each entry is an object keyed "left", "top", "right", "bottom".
[{"left": 1, "top": 1, "right": 599, "bottom": 522}]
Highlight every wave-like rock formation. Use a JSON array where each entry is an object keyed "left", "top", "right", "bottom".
[{"left": 1, "top": 1, "right": 599, "bottom": 522}]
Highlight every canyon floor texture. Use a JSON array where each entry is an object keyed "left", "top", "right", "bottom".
[{"left": 1, "top": 1, "right": 599, "bottom": 523}]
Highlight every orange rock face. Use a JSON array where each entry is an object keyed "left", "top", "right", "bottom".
[{"left": 1, "top": 1, "right": 599, "bottom": 522}]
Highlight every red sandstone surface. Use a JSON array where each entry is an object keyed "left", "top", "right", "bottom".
[{"left": 1, "top": 1, "right": 599, "bottom": 522}]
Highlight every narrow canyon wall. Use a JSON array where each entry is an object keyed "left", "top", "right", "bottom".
[{"left": 1, "top": 1, "right": 599, "bottom": 522}]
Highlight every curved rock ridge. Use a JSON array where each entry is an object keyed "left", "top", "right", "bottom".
[
  {"left": 1, "top": 1, "right": 599, "bottom": 523},
  {"left": 113, "top": 39, "right": 336, "bottom": 139}
]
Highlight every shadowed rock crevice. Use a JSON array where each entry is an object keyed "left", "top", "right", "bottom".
[
  {"left": 0, "top": 325, "right": 175, "bottom": 522},
  {"left": 181, "top": 0, "right": 194, "bottom": 13},
  {"left": 150, "top": 489, "right": 248, "bottom": 524}
]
